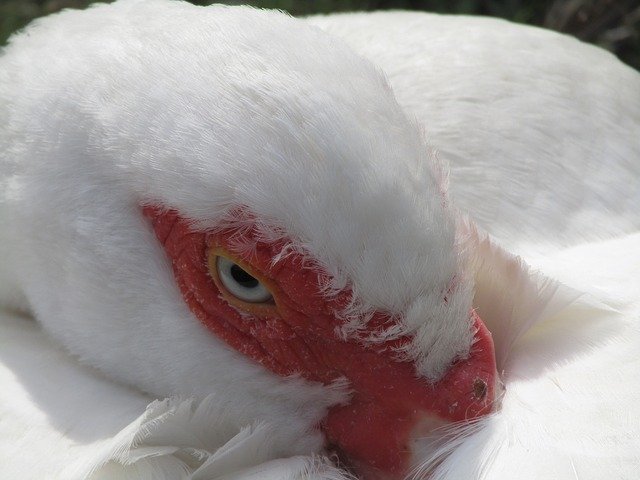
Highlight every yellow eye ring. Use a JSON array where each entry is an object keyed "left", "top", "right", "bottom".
[{"left": 207, "top": 247, "right": 280, "bottom": 318}]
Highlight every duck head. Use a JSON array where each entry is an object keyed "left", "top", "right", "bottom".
[{"left": 3, "top": 1, "right": 497, "bottom": 478}]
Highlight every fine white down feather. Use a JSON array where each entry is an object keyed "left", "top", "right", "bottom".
[
  {"left": 307, "top": 11, "right": 640, "bottom": 260},
  {"left": 0, "top": 2, "right": 639, "bottom": 480},
  {"left": 413, "top": 230, "right": 640, "bottom": 480}
]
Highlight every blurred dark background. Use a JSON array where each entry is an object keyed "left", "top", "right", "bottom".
[{"left": 1, "top": 0, "right": 639, "bottom": 70}]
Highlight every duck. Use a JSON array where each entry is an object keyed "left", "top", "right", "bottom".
[{"left": 0, "top": 1, "right": 638, "bottom": 479}]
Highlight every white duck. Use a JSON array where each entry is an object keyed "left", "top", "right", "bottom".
[{"left": 0, "top": 1, "right": 638, "bottom": 479}]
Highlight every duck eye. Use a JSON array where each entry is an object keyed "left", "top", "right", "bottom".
[{"left": 215, "top": 256, "right": 273, "bottom": 303}]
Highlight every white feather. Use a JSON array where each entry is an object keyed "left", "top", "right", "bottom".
[
  {"left": 413, "top": 232, "right": 640, "bottom": 480},
  {"left": 0, "top": 3, "right": 638, "bottom": 480},
  {"left": 307, "top": 11, "right": 640, "bottom": 259}
]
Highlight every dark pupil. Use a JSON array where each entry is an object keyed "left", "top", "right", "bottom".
[{"left": 230, "top": 264, "right": 259, "bottom": 289}]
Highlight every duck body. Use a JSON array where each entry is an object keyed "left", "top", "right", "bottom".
[
  {"left": 307, "top": 11, "right": 640, "bottom": 258},
  {"left": 1, "top": 1, "right": 639, "bottom": 479}
]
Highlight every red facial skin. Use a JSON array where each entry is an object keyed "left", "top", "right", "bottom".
[{"left": 144, "top": 206, "right": 497, "bottom": 479}]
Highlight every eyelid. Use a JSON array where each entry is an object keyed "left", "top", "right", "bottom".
[{"left": 207, "top": 246, "right": 281, "bottom": 317}]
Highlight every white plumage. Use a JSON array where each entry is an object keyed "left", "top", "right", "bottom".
[
  {"left": 308, "top": 11, "right": 640, "bottom": 259},
  {"left": 0, "top": 1, "right": 639, "bottom": 479}
]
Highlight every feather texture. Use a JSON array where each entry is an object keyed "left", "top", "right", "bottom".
[
  {"left": 307, "top": 11, "right": 640, "bottom": 259},
  {"left": 416, "top": 232, "right": 640, "bottom": 479},
  {"left": 0, "top": 2, "right": 639, "bottom": 480}
]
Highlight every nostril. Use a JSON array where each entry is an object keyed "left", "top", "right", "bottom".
[{"left": 473, "top": 378, "right": 488, "bottom": 400}]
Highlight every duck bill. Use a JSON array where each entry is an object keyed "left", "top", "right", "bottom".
[{"left": 321, "top": 313, "right": 497, "bottom": 480}]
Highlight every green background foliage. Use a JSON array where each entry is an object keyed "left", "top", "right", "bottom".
[{"left": 1, "top": 0, "right": 638, "bottom": 70}]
